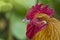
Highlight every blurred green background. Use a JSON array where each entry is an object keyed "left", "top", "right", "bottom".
[{"left": 0, "top": 0, "right": 60, "bottom": 40}]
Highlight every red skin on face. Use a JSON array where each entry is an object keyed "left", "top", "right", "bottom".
[{"left": 26, "top": 18, "right": 47, "bottom": 39}]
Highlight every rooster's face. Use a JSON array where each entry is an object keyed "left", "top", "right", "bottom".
[{"left": 31, "top": 13, "right": 48, "bottom": 27}]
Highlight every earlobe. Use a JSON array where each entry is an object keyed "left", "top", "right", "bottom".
[{"left": 42, "top": 20, "right": 47, "bottom": 24}]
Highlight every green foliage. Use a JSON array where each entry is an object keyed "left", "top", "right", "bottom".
[
  {"left": 0, "top": 1, "right": 12, "bottom": 12},
  {"left": 50, "top": 0, "right": 60, "bottom": 19}
]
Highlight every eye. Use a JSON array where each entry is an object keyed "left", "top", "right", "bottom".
[{"left": 36, "top": 17, "right": 42, "bottom": 22}]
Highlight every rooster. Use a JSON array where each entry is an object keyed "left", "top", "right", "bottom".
[{"left": 24, "top": 3, "right": 60, "bottom": 40}]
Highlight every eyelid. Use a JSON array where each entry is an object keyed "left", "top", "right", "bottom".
[{"left": 36, "top": 20, "right": 47, "bottom": 25}]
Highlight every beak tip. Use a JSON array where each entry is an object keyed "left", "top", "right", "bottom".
[{"left": 22, "top": 18, "right": 30, "bottom": 23}]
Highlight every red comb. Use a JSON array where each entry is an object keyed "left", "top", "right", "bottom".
[{"left": 26, "top": 3, "right": 54, "bottom": 20}]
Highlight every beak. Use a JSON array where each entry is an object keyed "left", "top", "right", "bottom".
[{"left": 22, "top": 18, "right": 30, "bottom": 23}]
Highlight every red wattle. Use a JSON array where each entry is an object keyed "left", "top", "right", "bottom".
[{"left": 26, "top": 22, "right": 47, "bottom": 39}]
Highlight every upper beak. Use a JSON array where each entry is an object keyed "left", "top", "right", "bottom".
[{"left": 22, "top": 18, "right": 30, "bottom": 23}]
